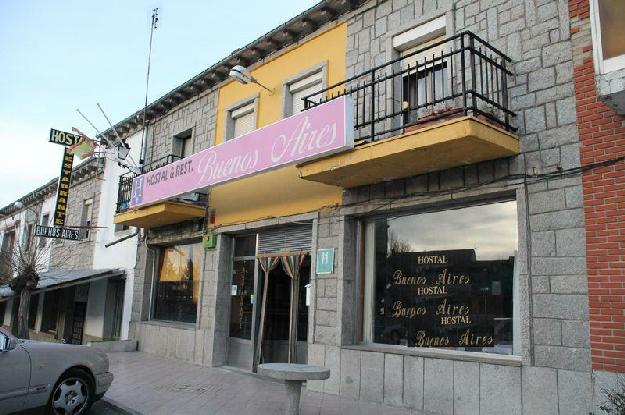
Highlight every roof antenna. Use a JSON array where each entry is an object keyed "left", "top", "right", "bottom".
[
  {"left": 97, "top": 102, "right": 131, "bottom": 162},
  {"left": 76, "top": 108, "right": 106, "bottom": 145},
  {"left": 139, "top": 7, "right": 159, "bottom": 165},
  {"left": 76, "top": 108, "right": 139, "bottom": 174}
]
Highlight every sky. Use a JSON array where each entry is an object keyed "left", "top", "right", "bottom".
[
  {"left": 0, "top": 0, "right": 319, "bottom": 207},
  {"left": 389, "top": 201, "right": 519, "bottom": 260}
]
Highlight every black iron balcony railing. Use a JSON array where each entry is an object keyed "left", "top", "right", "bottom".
[
  {"left": 304, "top": 31, "right": 515, "bottom": 143},
  {"left": 116, "top": 154, "right": 181, "bottom": 213}
]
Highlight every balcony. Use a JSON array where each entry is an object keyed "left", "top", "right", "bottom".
[
  {"left": 114, "top": 154, "right": 206, "bottom": 228},
  {"left": 297, "top": 31, "right": 519, "bottom": 188}
]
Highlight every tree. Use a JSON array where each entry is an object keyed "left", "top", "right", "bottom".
[
  {"left": 0, "top": 224, "right": 50, "bottom": 339},
  {"left": 389, "top": 230, "right": 412, "bottom": 255}
]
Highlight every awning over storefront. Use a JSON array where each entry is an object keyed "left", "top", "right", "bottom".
[{"left": 0, "top": 268, "right": 125, "bottom": 300}]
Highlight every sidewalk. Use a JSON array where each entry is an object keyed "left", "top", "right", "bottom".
[{"left": 103, "top": 352, "right": 419, "bottom": 415}]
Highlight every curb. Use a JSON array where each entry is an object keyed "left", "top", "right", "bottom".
[{"left": 100, "top": 397, "right": 142, "bottom": 415}]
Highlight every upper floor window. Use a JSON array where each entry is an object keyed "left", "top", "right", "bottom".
[
  {"left": 22, "top": 223, "right": 33, "bottom": 250},
  {"left": 0, "top": 231, "right": 15, "bottom": 277},
  {"left": 39, "top": 214, "right": 49, "bottom": 247},
  {"left": 283, "top": 65, "right": 325, "bottom": 117},
  {"left": 172, "top": 129, "right": 193, "bottom": 159},
  {"left": 393, "top": 16, "right": 449, "bottom": 126},
  {"left": 81, "top": 199, "right": 93, "bottom": 239},
  {"left": 226, "top": 98, "right": 257, "bottom": 140},
  {"left": 401, "top": 36, "right": 448, "bottom": 123},
  {"left": 591, "top": 0, "right": 625, "bottom": 73}
]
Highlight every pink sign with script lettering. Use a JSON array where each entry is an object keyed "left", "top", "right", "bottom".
[{"left": 129, "top": 96, "right": 353, "bottom": 208}]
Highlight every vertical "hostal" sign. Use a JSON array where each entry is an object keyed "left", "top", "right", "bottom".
[{"left": 53, "top": 150, "right": 74, "bottom": 226}]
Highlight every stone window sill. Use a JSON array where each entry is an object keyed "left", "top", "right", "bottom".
[
  {"left": 596, "top": 68, "right": 625, "bottom": 115},
  {"left": 140, "top": 320, "right": 196, "bottom": 331},
  {"left": 343, "top": 343, "right": 522, "bottom": 367}
]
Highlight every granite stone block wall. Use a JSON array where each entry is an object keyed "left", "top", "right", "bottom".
[
  {"left": 303, "top": 0, "right": 593, "bottom": 412},
  {"left": 49, "top": 161, "right": 103, "bottom": 271},
  {"left": 145, "top": 90, "right": 218, "bottom": 165}
]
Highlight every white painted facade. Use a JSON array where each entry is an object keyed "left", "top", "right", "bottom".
[{"left": 91, "top": 130, "right": 142, "bottom": 340}]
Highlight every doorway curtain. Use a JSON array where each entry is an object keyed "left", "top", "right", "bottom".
[{"left": 253, "top": 252, "right": 307, "bottom": 372}]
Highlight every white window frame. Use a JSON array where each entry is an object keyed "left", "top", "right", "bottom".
[
  {"left": 590, "top": 0, "right": 625, "bottom": 74},
  {"left": 172, "top": 128, "right": 194, "bottom": 159},
  {"left": 281, "top": 62, "right": 327, "bottom": 118},
  {"left": 81, "top": 198, "right": 93, "bottom": 239},
  {"left": 391, "top": 15, "right": 451, "bottom": 126},
  {"left": 225, "top": 95, "right": 259, "bottom": 141}
]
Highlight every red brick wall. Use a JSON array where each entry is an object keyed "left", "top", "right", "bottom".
[{"left": 570, "top": 0, "right": 625, "bottom": 372}]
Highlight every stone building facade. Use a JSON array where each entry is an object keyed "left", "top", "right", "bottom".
[
  {"left": 106, "top": 1, "right": 625, "bottom": 413},
  {"left": 1, "top": 155, "right": 136, "bottom": 345},
  {"left": 303, "top": 1, "right": 590, "bottom": 413}
]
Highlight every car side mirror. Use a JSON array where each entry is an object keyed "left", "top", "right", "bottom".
[
  {"left": 0, "top": 333, "right": 8, "bottom": 352},
  {"left": 0, "top": 333, "right": 16, "bottom": 353}
]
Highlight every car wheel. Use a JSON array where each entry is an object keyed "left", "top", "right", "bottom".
[{"left": 48, "top": 369, "right": 94, "bottom": 415}]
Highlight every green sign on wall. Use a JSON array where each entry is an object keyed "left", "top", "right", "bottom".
[
  {"left": 203, "top": 232, "right": 217, "bottom": 249},
  {"left": 316, "top": 248, "right": 334, "bottom": 275}
]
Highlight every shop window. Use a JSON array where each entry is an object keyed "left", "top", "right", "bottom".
[
  {"left": 591, "top": 0, "right": 625, "bottom": 73},
  {"left": 226, "top": 98, "right": 257, "bottom": 140},
  {"left": 152, "top": 242, "right": 202, "bottom": 323},
  {"left": 81, "top": 199, "right": 93, "bottom": 239},
  {"left": 40, "top": 290, "right": 60, "bottom": 333},
  {"left": 363, "top": 201, "right": 518, "bottom": 355},
  {"left": 230, "top": 235, "right": 257, "bottom": 339},
  {"left": 283, "top": 66, "right": 325, "bottom": 117},
  {"left": 28, "top": 293, "right": 39, "bottom": 330},
  {"left": 172, "top": 129, "right": 193, "bottom": 159}
]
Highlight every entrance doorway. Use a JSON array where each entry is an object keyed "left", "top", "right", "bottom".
[
  {"left": 69, "top": 302, "right": 87, "bottom": 345},
  {"left": 261, "top": 256, "right": 310, "bottom": 364}
]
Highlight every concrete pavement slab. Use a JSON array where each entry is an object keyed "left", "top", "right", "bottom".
[{"left": 103, "top": 352, "right": 419, "bottom": 415}]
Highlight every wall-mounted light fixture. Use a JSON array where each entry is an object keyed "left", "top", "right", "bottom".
[{"left": 229, "top": 65, "right": 273, "bottom": 94}]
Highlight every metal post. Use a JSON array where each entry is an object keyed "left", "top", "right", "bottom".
[
  {"left": 469, "top": 35, "right": 477, "bottom": 114},
  {"left": 460, "top": 34, "right": 467, "bottom": 115},
  {"left": 501, "top": 59, "right": 510, "bottom": 130},
  {"left": 370, "top": 70, "right": 376, "bottom": 140}
]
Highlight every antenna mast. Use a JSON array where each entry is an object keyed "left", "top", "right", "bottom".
[{"left": 139, "top": 8, "right": 159, "bottom": 165}]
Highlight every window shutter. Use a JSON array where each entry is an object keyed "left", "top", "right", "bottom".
[
  {"left": 289, "top": 70, "right": 323, "bottom": 115},
  {"left": 291, "top": 82, "right": 323, "bottom": 114},
  {"left": 257, "top": 225, "right": 313, "bottom": 255},
  {"left": 232, "top": 102, "right": 256, "bottom": 138},
  {"left": 400, "top": 35, "right": 447, "bottom": 71}
]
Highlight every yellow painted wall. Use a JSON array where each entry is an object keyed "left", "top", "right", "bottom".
[{"left": 211, "top": 23, "right": 347, "bottom": 227}]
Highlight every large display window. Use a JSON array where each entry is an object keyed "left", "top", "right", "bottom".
[
  {"left": 153, "top": 242, "right": 202, "bottom": 323},
  {"left": 364, "top": 201, "right": 518, "bottom": 355}
]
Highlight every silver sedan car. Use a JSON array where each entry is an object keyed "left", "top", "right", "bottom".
[{"left": 0, "top": 328, "right": 114, "bottom": 415}]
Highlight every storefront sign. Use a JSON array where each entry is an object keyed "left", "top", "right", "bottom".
[
  {"left": 129, "top": 96, "right": 354, "bottom": 208},
  {"left": 49, "top": 128, "right": 82, "bottom": 147},
  {"left": 34, "top": 224, "right": 82, "bottom": 241},
  {"left": 382, "top": 250, "right": 512, "bottom": 348},
  {"left": 316, "top": 248, "right": 334, "bottom": 274},
  {"left": 53, "top": 150, "right": 74, "bottom": 226}
]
